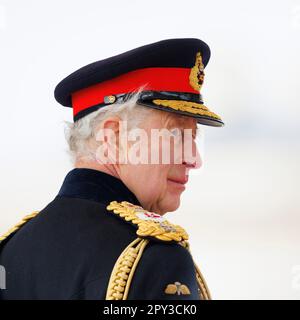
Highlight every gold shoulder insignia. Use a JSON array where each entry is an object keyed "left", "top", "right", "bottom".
[
  {"left": 106, "top": 201, "right": 189, "bottom": 243},
  {"left": 165, "top": 281, "right": 191, "bottom": 295}
]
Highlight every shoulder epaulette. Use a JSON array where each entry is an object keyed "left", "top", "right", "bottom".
[
  {"left": 106, "top": 200, "right": 189, "bottom": 244},
  {"left": 105, "top": 201, "right": 211, "bottom": 300}
]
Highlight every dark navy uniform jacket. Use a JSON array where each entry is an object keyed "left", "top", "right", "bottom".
[{"left": 0, "top": 168, "right": 200, "bottom": 300}]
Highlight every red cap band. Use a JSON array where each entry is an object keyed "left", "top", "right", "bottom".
[{"left": 71, "top": 67, "right": 199, "bottom": 117}]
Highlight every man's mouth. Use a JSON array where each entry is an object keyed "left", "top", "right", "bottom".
[{"left": 167, "top": 177, "right": 189, "bottom": 186}]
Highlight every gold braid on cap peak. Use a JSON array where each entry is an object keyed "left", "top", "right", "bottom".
[
  {"left": 106, "top": 201, "right": 189, "bottom": 243},
  {"left": 0, "top": 211, "right": 40, "bottom": 242},
  {"left": 152, "top": 99, "right": 222, "bottom": 120}
]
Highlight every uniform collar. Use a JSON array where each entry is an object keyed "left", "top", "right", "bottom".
[{"left": 57, "top": 168, "right": 141, "bottom": 206}]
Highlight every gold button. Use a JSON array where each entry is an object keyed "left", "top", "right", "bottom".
[{"left": 104, "top": 95, "right": 116, "bottom": 104}]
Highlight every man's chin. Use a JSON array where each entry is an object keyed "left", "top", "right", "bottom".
[{"left": 160, "top": 196, "right": 181, "bottom": 214}]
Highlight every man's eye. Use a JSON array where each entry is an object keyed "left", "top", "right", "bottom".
[{"left": 170, "top": 128, "right": 182, "bottom": 136}]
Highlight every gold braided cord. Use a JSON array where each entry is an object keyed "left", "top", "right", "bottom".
[
  {"left": 152, "top": 99, "right": 222, "bottom": 120},
  {"left": 107, "top": 201, "right": 189, "bottom": 243},
  {"left": 0, "top": 211, "right": 40, "bottom": 242},
  {"left": 106, "top": 238, "right": 141, "bottom": 300},
  {"left": 194, "top": 261, "right": 211, "bottom": 300},
  {"left": 106, "top": 237, "right": 149, "bottom": 300},
  {"left": 122, "top": 239, "right": 149, "bottom": 299},
  {"left": 179, "top": 240, "right": 211, "bottom": 300}
]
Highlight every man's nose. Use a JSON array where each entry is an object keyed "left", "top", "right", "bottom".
[{"left": 183, "top": 146, "right": 202, "bottom": 169}]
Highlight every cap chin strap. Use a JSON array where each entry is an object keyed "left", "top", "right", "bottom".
[{"left": 104, "top": 90, "right": 204, "bottom": 105}]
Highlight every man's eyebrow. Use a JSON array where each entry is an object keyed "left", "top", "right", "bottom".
[{"left": 165, "top": 116, "right": 198, "bottom": 136}]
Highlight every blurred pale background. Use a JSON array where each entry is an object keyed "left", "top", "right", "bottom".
[{"left": 0, "top": 0, "right": 299, "bottom": 299}]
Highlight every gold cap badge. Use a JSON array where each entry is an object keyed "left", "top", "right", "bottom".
[{"left": 189, "top": 52, "right": 205, "bottom": 91}]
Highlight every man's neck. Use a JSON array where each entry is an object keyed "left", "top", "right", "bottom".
[{"left": 74, "top": 160, "right": 120, "bottom": 180}]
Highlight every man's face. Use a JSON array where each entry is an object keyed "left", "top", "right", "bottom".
[{"left": 119, "top": 110, "right": 202, "bottom": 215}]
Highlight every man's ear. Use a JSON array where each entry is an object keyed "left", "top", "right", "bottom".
[
  {"left": 95, "top": 116, "right": 121, "bottom": 164},
  {"left": 101, "top": 116, "right": 121, "bottom": 134}
]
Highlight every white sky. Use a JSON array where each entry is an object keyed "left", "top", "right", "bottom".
[{"left": 0, "top": 0, "right": 300, "bottom": 299}]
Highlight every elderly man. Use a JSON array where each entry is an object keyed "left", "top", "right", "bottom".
[{"left": 0, "top": 38, "right": 224, "bottom": 300}]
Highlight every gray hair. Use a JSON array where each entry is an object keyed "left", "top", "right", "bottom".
[{"left": 64, "top": 87, "right": 153, "bottom": 163}]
